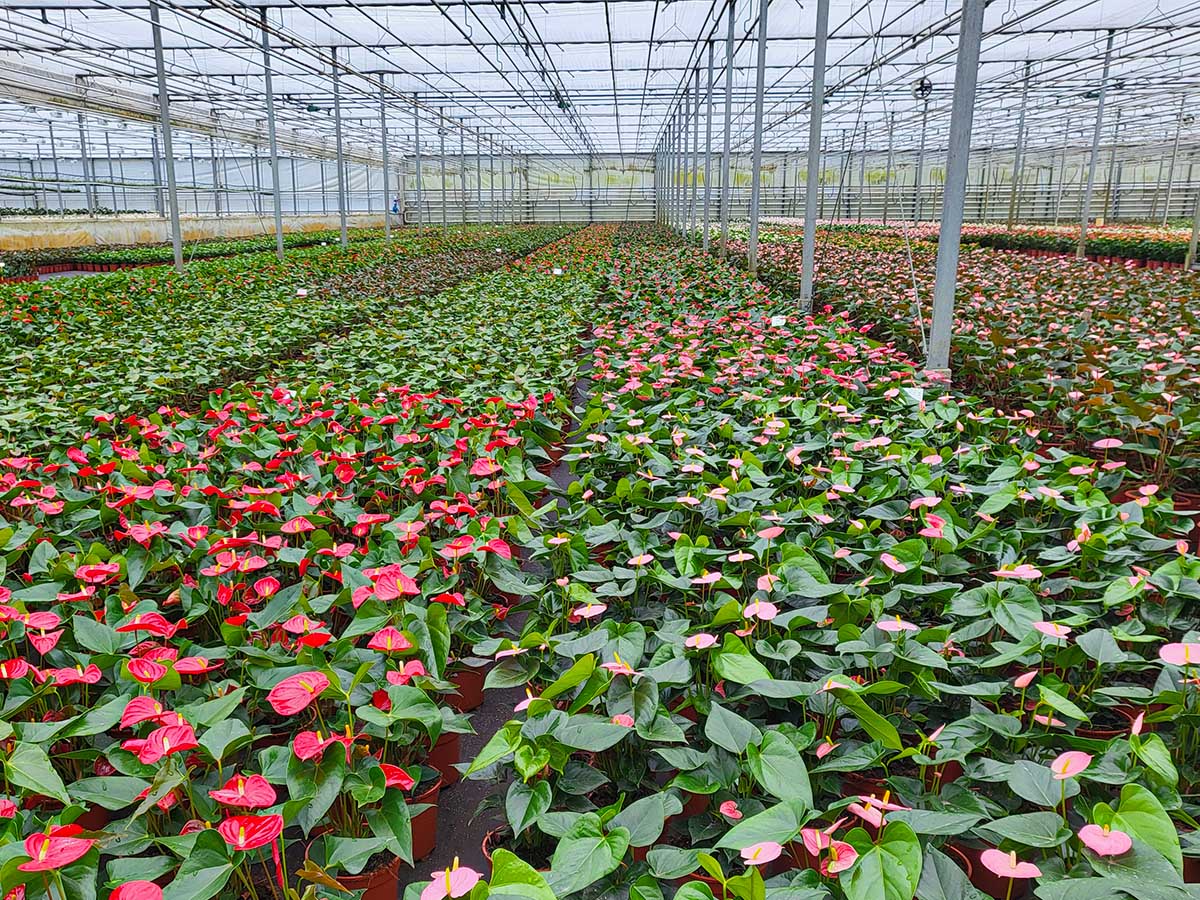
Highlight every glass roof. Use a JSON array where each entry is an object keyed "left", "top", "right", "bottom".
[{"left": 0, "top": 0, "right": 1197, "bottom": 161}]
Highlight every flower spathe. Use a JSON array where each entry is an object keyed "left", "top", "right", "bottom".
[
  {"left": 266, "top": 670, "right": 330, "bottom": 715},
  {"left": 19, "top": 825, "right": 94, "bottom": 871},
  {"left": 1051, "top": 750, "right": 1093, "bottom": 780},
  {"left": 217, "top": 813, "right": 285, "bottom": 852},
  {"left": 979, "top": 849, "right": 1042, "bottom": 879},
  {"left": 109, "top": 883, "right": 163, "bottom": 900},
  {"left": 1159, "top": 643, "right": 1200, "bottom": 666},
  {"left": 1079, "top": 824, "right": 1132, "bottom": 857},
  {"left": 421, "top": 858, "right": 482, "bottom": 900},
  {"left": 739, "top": 841, "right": 783, "bottom": 866}
]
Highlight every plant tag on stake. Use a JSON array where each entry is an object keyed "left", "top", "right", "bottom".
[
  {"left": 553, "top": 267, "right": 564, "bottom": 276},
  {"left": 770, "top": 315, "right": 786, "bottom": 328}
]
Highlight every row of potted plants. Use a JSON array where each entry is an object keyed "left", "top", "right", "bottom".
[
  {"left": 0, "top": 225, "right": 578, "bottom": 451},
  {"left": 0, "top": 230, "right": 385, "bottom": 281},
  {"left": 0, "top": 226, "right": 624, "bottom": 899},
  {"left": 456, "top": 223, "right": 1199, "bottom": 900},
  {"left": 731, "top": 223, "right": 1200, "bottom": 494}
]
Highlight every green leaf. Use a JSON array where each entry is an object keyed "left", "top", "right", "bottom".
[
  {"left": 715, "top": 801, "right": 806, "bottom": 850},
  {"left": 369, "top": 788, "right": 414, "bottom": 866},
  {"left": 162, "top": 829, "right": 233, "bottom": 900},
  {"left": 465, "top": 721, "right": 521, "bottom": 776},
  {"left": 1008, "top": 760, "right": 1079, "bottom": 808},
  {"left": 915, "top": 846, "right": 986, "bottom": 900},
  {"left": 489, "top": 849, "right": 558, "bottom": 900},
  {"left": 1095, "top": 784, "right": 1183, "bottom": 874},
  {"left": 1130, "top": 733, "right": 1178, "bottom": 787},
  {"left": 198, "top": 719, "right": 251, "bottom": 763},
  {"left": 71, "top": 614, "right": 123, "bottom": 655},
  {"left": 556, "top": 715, "right": 633, "bottom": 752},
  {"left": 841, "top": 822, "right": 923, "bottom": 900},
  {"left": 712, "top": 634, "right": 773, "bottom": 685},
  {"left": 1038, "top": 685, "right": 1090, "bottom": 723},
  {"left": 747, "top": 731, "right": 813, "bottom": 806},
  {"left": 542, "top": 654, "right": 595, "bottom": 700},
  {"left": 6, "top": 741, "right": 70, "bottom": 804},
  {"left": 705, "top": 703, "right": 762, "bottom": 754},
  {"left": 69, "top": 776, "right": 149, "bottom": 810},
  {"left": 546, "top": 813, "right": 630, "bottom": 896},
  {"left": 609, "top": 792, "right": 683, "bottom": 847},
  {"left": 977, "top": 812, "right": 1071, "bottom": 848},
  {"left": 506, "top": 780, "right": 552, "bottom": 837},
  {"left": 829, "top": 688, "right": 901, "bottom": 750}
]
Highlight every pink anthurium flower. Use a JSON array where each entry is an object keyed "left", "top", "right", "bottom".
[
  {"left": 266, "top": 671, "right": 329, "bottom": 716},
  {"left": 740, "top": 841, "right": 783, "bottom": 866},
  {"left": 979, "top": 849, "right": 1041, "bottom": 880},
  {"left": 877, "top": 616, "right": 918, "bottom": 633},
  {"left": 821, "top": 841, "right": 858, "bottom": 875},
  {"left": 742, "top": 600, "right": 778, "bottom": 621},
  {"left": 719, "top": 800, "right": 743, "bottom": 820},
  {"left": 685, "top": 633, "right": 718, "bottom": 650},
  {"left": 993, "top": 563, "right": 1043, "bottom": 580},
  {"left": 1033, "top": 621, "right": 1072, "bottom": 639},
  {"left": 421, "top": 858, "right": 482, "bottom": 900},
  {"left": 109, "top": 883, "right": 163, "bottom": 900},
  {"left": 209, "top": 774, "right": 276, "bottom": 809},
  {"left": 1159, "top": 643, "right": 1200, "bottom": 666},
  {"left": 1079, "top": 824, "right": 1132, "bottom": 857},
  {"left": 1051, "top": 751, "right": 1092, "bottom": 780}
]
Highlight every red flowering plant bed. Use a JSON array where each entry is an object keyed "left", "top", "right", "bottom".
[{"left": 0, "top": 375, "right": 576, "bottom": 896}]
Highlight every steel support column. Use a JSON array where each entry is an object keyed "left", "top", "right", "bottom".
[
  {"left": 690, "top": 69, "right": 701, "bottom": 237},
  {"left": 331, "top": 48, "right": 349, "bottom": 247},
  {"left": 1006, "top": 60, "right": 1032, "bottom": 230},
  {"left": 379, "top": 85, "right": 391, "bottom": 240},
  {"left": 260, "top": 9, "right": 285, "bottom": 259},
  {"left": 800, "top": 0, "right": 829, "bottom": 308},
  {"left": 1163, "top": 96, "right": 1186, "bottom": 226},
  {"left": 1077, "top": 31, "right": 1114, "bottom": 259},
  {"left": 414, "top": 96, "right": 424, "bottom": 232},
  {"left": 702, "top": 40, "right": 715, "bottom": 251},
  {"left": 746, "top": 0, "right": 769, "bottom": 278},
  {"left": 719, "top": 0, "right": 735, "bottom": 256},
  {"left": 149, "top": 3, "right": 183, "bottom": 272},
  {"left": 47, "top": 121, "right": 63, "bottom": 214},
  {"left": 439, "top": 109, "right": 447, "bottom": 230},
  {"left": 914, "top": 100, "right": 928, "bottom": 221},
  {"left": 927, "top": 0, "right": 986, "bottom": 374},
  {"left": 75, "top": 112, "right": 95, "bottom": 218}
]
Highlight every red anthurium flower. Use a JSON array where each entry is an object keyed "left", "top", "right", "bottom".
[
  {"left": 19, "top": 825, "right": 94, "bottom": 871},
  {"left": 75, "top": 562, "right": 120, "bottom": 584},
  {"left": 432, "top": 592, "right": 465, "bottom": 607},
  {"left": 126, "top": 658, "right": 168, "bottom": 684},
  {"left": 109, "top": 882, "right": 163, "bottom": 900},
  {"left": 253, "top": 577, "right": 281, "bottom": 598},
  {"left": 0, "top": 799, "right": 18, "bottom": 818},
  {"left": 478, "top": 539, "right": 513, "bottom": 560},
  {"left": 209, "top": 774, "right": 277, "bottom": 809},
  {"left": 386, "top": 660, "right": 428, "bottom": 685},
  {"left": 121, "top": 696, "right": 168, "bottom": 728},
  {"left": 27, "top": 629, "right": 63, "bottom": 655},
  {"left": 381, "top": 764, "right": 416, "bottom": 790},
  {"left": 366, "top": 627, "right": 413, "bottom": 653},
  {"left": 333, "top": 464, "right": 356, "bottom": 484},
  {"left": 49, "top": 665, "right": 103, "bottom": 686},
  {"left": 266, "top": 671, "right": 330, "bottom": 716},
  {"left": 175, "top": 657, "right": 222, "bottom": 675},
  {"left": 116, "top": 612, "right": 183, "bottom": 639},
  {"left": 217, "top": 814, "right": 285, "bottom": 852},
  {"left": 373, "top": 567, "right": 419, "bottom": 601},
  {"left": 122, "top": 723, "right": 198, "bottom": 765},
  {"left": 0, "top": 660, "right": 30, "bottom": 680}
]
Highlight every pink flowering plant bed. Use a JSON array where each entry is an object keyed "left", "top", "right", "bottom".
[{"left": 0, "top": 223, "right": 1198, "bottom": 900}]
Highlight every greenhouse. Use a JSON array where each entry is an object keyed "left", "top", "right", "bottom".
[{"left": 0, "top": 0, "right": 1198, "bottom": 897}]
